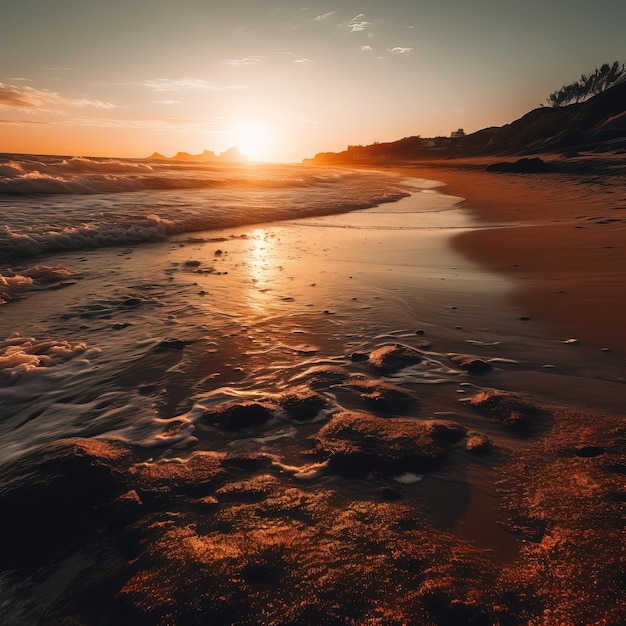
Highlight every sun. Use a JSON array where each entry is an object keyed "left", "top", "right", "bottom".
[{"left": 234, "top": 123, "right": 272, "bottom": 162}]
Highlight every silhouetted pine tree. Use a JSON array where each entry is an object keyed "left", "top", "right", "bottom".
[{"left": 547, "top": 61, "right": 625, "bottom": 107}]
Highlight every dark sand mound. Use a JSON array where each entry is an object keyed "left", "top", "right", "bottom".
[
  {"left": 1, "top": 390, "right": 624, "bottom": 624},
  {"left": 316, "top": 411, "right": 467, "bottom": 476}
]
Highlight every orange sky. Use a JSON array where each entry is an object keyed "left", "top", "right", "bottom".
[{"left": 1, "top": 1, "right": 624, "bottom": 162}]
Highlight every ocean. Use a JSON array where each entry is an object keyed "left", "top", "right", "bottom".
[{"left": 1, "top": 153, "right": 476, "bottom": 464}]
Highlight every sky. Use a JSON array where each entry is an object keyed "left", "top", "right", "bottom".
[{"left": 0, "top": 1, "right": 624, "bottom": 162}]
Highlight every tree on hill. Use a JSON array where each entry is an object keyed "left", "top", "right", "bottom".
[{"left": 547, "top": 61, "right": 626, "bottom": 107}]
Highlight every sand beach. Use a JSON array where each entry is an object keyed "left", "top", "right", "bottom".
[
  {"left": 441, "top": 157, "right": 626, "bottom": 354},
  {"left": 0, "top": 158, "right": 624, "bottom": 624}
]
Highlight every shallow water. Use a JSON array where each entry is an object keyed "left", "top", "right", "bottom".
[{"left": 2, "top": 169, "right": 624, "bottom": 467}]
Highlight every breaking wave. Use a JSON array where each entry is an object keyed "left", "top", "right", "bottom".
[{"left": 0, "top": 153, "right": 414, "bottom": 264}]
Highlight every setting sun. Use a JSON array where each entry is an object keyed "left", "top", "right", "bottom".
[{"left": 234, "top": 123, "right": 273, "bottom": 162}]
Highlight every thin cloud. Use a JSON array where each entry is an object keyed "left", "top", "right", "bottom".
[
  {"left": 69, "top": 97, "right": 116, "bottom": 109},
  {"left": 0, "top": 83, "right": 114, "bottom": 109},
  {"left": 387, "top": 47, "right": 414, "bottom": 54},
  {"left": 314, "top": 11, "right": 337, "bottom": 21},
  {"left": 345, "top": 14, "right": 370, "bottom": 33},
  {"left": 0, "top": 84, "right": 38, "bottom": 108},
  {"left": 0, "top": 118, "right": 48, "bottom": 125},
  {"left": 220, "top": 56, "right": 265, "bottom": 66},
  {"left": 294, "top": 58, "right": 315, "bottom": 64},
  {"left": 361, "top": 46, "right": 373, "bottom": 52},
  {"left": 7, "top": 77, "right": 32, "bottom": 82},
  {"left": 139, "top": 78, "right": 245, "bottom": 92}
]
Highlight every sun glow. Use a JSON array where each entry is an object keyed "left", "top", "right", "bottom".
[{"left": 234, "top": 123, "right": 273, "bottom": 162}]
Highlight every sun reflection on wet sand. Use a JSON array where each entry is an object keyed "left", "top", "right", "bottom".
[{"left": 247, "top": 228, "right": 277, "bottom": 314}]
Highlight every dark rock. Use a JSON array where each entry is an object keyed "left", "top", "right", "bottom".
[
  {"left": 486, "top": 157, "right": 554, "bottom": 173},
  {"left": 466, "top": 389, "right": 548, "bottom": 429},
  {"left": 349, "top": 351, "right": 369, "bottom": 362},
  {"left": 450, "top": 354, "right": 493, "bottom": 375},
  {"left": 368, "top": 343, "right": 424, "bottom": 373},
  {"left": 278, "top": 387, "right": 326, "bottom": 421},
  {"left": 203, "top": 401, "right": 274, "bottom": 430},
  {"left": 316, "top": 411, "right": 466, "bottom": 476}
]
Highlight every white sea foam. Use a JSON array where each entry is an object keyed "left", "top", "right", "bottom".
[
  {"left": 0, "top": 336, "right": 87, "bottom": 382},
  {"left": 0, "top": 264, "right": 74, "bottom": 304},
  {"left": 394, "top": 472, "right": 423, "bottom": 485},
  {"left": 0, "top": 154, "right": 412, "bottom": 263},
  {"left": 271, "top": 458, "right": 330, "bottom": 481}
]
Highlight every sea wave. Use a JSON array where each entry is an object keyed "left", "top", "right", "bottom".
[
  {"left": 0, "top": 154, "right": 389, "bottom": 196},
  {"left": 0, "top": 155, "right": 413, "bottom": 264}
]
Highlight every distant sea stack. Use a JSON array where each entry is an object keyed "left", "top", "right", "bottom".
[{"left": 148, "top": 147, "right": 248, "bottom": 163}]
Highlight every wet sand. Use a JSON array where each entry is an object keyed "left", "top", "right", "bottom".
[
  {"left": 400, "top": 158, "right": 626, "bottom": 354},
  {"left": 1, "top": 170, "right": 625, "bottom": 624}
]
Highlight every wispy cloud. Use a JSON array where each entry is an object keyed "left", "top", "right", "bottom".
[
  {"left": 7, "top": 77, "right": 32, "bottom": 83},
  {"left": 67, "top": 96, "right": 116, "bottom": 108},
  {"left": 220, "top": 56, "right": 265, "bottom": 66},
  {"left": 0, "top": 118, "right": 48, "bottom": 125},
  {"left": 294, "top": 58, "right": 315, "bottom": 64},
  {"left": 0, "top": 84, "right": 38, "bottom": 108},
  {"left": 156, "top": 99, "right": 182, "bottom": 105},
  {"left": 387, "top": 47, "right": 413, "bottom": 54},
  {"left": 138, "top": 78, "right": 244, "bottom": 92},
  {"left": 314, "top": 11, "right": 337, "bottom": 21},
  {"left": 345, "top": 14, "right": 370, "bottom": 33},
  {"left": 0, "top": 83, "right": 115, "bottom": 109},
  {"left": 360, "top": 45, "right": 373, "bottom": 52}
]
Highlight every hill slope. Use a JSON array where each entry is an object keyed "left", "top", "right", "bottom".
[{"left": 306, "top": 81, "right": 626, "bottom": 164}]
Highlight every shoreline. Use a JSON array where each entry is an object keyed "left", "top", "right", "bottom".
[{"left": 385, "top": 158, "right": 626, "bottom": 356}]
